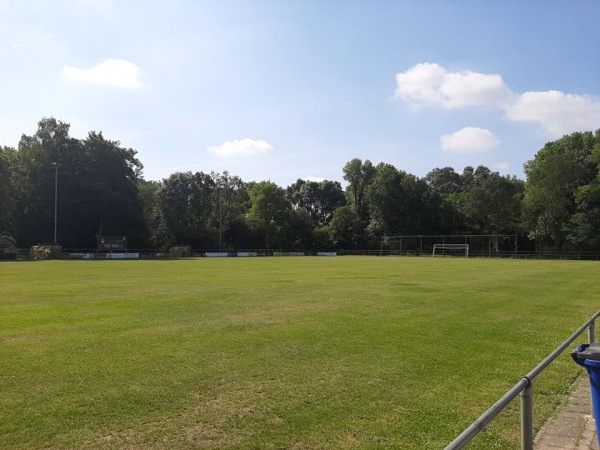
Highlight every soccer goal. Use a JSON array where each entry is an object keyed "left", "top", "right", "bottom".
[{"left": 432, "top": 243, "right": 469, "bottom": 257}]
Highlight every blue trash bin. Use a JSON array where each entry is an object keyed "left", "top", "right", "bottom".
[{"left": 571, "top": 343, "right": 600, "bottom": 445}]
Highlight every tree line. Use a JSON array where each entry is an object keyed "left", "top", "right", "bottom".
[{"left": 1, "top": 118, "right": 599, "bottom": 252}]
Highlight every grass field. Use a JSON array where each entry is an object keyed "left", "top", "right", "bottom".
[{"left": 1, "top": 257, "right": 598, "bottom": 449}]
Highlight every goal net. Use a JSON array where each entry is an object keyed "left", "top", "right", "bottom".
[{"left": 432, "top": 244, "right": 469, "bottom": 257}]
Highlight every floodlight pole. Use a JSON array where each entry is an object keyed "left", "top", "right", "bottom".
[
  {"left": 52, "top": 162, "right": 58, "bottom": 244},
  {"left": 219, "top": 186, "right": 222, "bottom": 252}
]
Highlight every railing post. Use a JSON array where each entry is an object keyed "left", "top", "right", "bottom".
[
  {"left": 520, "top": 380, "right": 533, "bottom": 450},
  {"left": 589, "top": 319, "right": 596, "bottom": 418}
]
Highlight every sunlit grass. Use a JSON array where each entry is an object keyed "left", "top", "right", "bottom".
[{"left": 1, "top": 257, "right": 597, "bottom": 449}]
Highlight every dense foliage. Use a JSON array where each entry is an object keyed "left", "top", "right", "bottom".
[{"left": 1, "top": 118, "right": 599, "bottom": 251}]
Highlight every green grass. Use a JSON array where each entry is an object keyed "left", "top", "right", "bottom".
[{"left": 1, "top": 257, "right": 598, "bottom": 449}]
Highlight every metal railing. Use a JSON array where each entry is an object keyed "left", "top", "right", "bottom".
[{"left": 444, "top": 310, "right": 600, "bottom": 450}]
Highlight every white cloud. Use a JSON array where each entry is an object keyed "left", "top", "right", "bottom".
[
  {"left": 395, "top": 62, "right": 600, "bottom": 137},
  {"left": 304, "top": 176, "right": 325, "bottom": 182},
  {"left": 395, "top": 63, "right": 512, "bottom": 109},
  {"left": 440, "top": 127, "right": 500, "bottom": 153},
  {"left": 504, "top": 90, "right": 600, "bottom": 136},
  {"left": 208, "top": 139, "right": 273, "bottom": 157},
  {"left": 61, "top": 59, "right": 141, "bottom": 89}
]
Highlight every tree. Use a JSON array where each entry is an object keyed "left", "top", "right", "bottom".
[
  {"left": 425, "top": 167, "right": 463, "bottom": 196},
  {"left": 13, "top": 118, "right": 84, "bottom": 246},
  {"left": 342, "top": 158, "right": 376, "bottom": 220},
  {"left": 158, "top": 171, "right": 216, "bottom": 248},
  {"left": 366, "top": 163, "right": 405, "bottom": 236},
  {"left": 247, "top": 181, "right": 290, "bottom": 249},
  {"left": 367, "top": 163, "right": 445, "bottom": 237},
  {"left": 328, "top": 205, "right": 368, "bottom": 249},
  {"left": 462, "top": 171, "right": 524, "bottom": 235},
  {"left": 282, "top": 208, "right": 315, "bottom": 249},
  {"left": 460, "top": 165, "right": 491, "bottom": 191},
  {"left": 138, "top": 180, "right": 174, "bottom": 250},
  {"left": 0, "top": 146, "right": 18, "bottom": 236},
  {"left": 564, "top": 141, "right": 600, "bottom": 250},
  {"left": 79, "top": 131, "right": 146, "bottom": 247},
  {"left": 286, "top": 178, "right": 346, "bottom": 226},
  {"left": 523, "top": 130, "right": 599, "bottom": 249},
  {"left": 211, "top": 171, "right": 250, "bottom": 249},
  {"left": 12, "top": 118, "right": 146, "bottom": 248},
  {"left": 425, "top": 167, "right": 468, "bottom": 233}
]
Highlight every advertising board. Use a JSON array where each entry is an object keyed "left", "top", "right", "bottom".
[{"left": 97, "top": 236, "right": 127, "bottom": 251}]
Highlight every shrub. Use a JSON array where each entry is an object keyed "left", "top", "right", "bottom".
[{"left": 30, "top": 245, "right": 62, "bottom": 260}]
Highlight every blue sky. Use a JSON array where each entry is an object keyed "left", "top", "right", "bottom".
[{"left": 1, "top": 0, "right": 599, "bottom": 186}]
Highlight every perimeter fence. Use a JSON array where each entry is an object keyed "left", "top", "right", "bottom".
[
  {"left": 5, "top": 248, "right": 600, "bottom": 261},
  {"left": 4, "top": 247, "right": 600, "bottom": 261}
]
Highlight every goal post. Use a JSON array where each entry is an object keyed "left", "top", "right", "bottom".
[
  {"left": 380, "top": 234, "right": 515, "bottom": 257},
  {"left": 432, "top": 243, "right": 469, "bottom": 257}
]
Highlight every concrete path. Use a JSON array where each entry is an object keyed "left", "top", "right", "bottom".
[{"left": 535, "top": 376, "right": 598, "bottom": 450}]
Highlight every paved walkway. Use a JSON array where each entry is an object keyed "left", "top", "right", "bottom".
[{"left": 535, "top": 376, "right": 598, "bottom": 450}]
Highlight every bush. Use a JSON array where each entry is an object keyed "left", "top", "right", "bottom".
[
  {"left": 30, "top": 245, "right": 62, "bottom": 260},
  {"left": 168, "top": 246, "right": 191, "bottom": 258}
]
